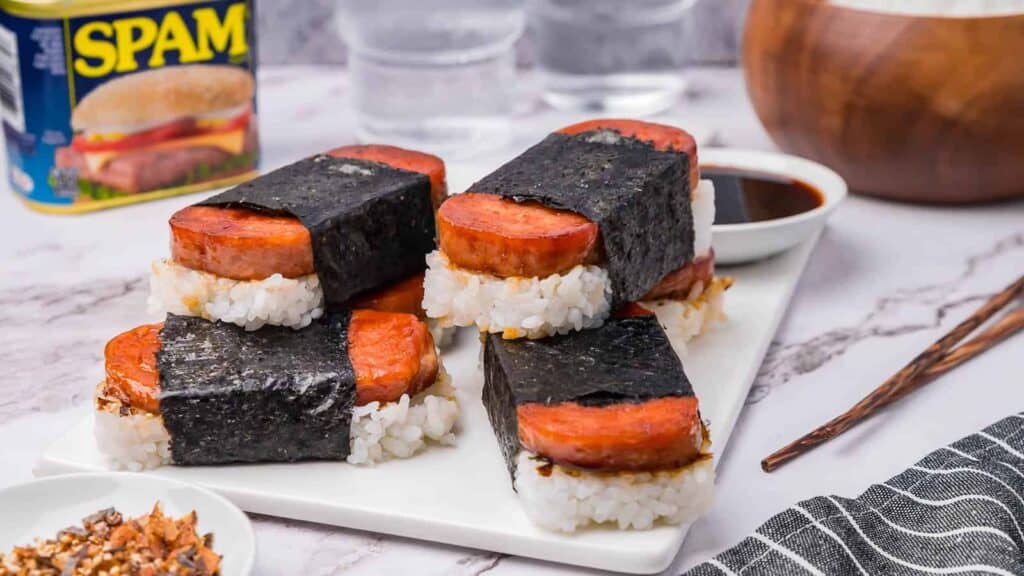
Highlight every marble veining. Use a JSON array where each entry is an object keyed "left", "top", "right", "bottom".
[
  {"left": 0, "top": 276, "right": 148, "bottom": 423},
  {"left": 748, "top": 232, "right": 1024, "bottom": 404},
  {"left": 452, "top": 553, "right": 507, "bottom": 575},
  {"left": 12, "top": 277, "right": 144, "bottom": 325}
]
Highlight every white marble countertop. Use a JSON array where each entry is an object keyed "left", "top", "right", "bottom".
[{"left": 1, "top": 66, "right": 1022, "bottom": 575}]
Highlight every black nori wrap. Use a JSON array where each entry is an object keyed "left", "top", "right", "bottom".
[
  {"left": 468, "top": 132, "right": 693, "bottom": 305},
  {"left": 199, "top": 154, "right": 435, "bottom": 307},
  {"left": 157, "top": 312, "right": 356, "bottom": 465},
  {"left": 482, "top": 315, "right": 694, "bottom": 478}
]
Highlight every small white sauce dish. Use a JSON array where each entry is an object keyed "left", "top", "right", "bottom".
[
  {"left": 702, "top": 148, "right": 847, "bottom": 265},
  {"left": 0, "top": 473, "right": 254, "bottom": 576}
]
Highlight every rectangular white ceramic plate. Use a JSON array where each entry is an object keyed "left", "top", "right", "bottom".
[{"left": 36, "top": 229, "right": 822, "bottom": 574}]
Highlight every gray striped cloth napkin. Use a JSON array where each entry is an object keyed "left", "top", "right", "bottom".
[{"left": 686, "top": 413, "right": 1024, "bottom": 575}]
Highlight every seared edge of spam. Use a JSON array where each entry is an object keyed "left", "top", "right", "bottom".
[
  {"left": 199, "top": 154, "right": 435, "bottom": 306},
  {"left": 482, "top": 315, "right": 696, "bottom": 480},
  {"left": 157, "top": 312, "right": 356, "bottom": 465}
]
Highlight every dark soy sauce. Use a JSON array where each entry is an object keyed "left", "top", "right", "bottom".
[{"left": 704, "top": 166, "right": 824, "bottom": 225}]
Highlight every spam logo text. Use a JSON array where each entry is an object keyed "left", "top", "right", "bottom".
[{"left": 72, "top": 2, "right": 248, "bottom": 77}]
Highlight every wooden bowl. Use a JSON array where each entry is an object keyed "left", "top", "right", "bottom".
[{"left": 743, "top": 0, "right": 1024, "bottom": 203}]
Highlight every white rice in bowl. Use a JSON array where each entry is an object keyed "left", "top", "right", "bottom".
[
  {"left": 829, "top": 0, "right": 1024, "bottom": 17},
  {"left": 514, "top": 450, "right": 714, "bottom": 532},
  {"left": 148, "top": 259, "right": 324, "bottom": 331},
  {"left": 422, "top": 251, "right": 612, "bottom": 339},
  {"left": 639, "top": 276, "right": 732, "bottom": 358},
  {"left": 94, "top": 369, "right": 459, "bottom": 470}
]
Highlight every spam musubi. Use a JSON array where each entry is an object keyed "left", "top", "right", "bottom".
[
  {"left": 482, "top": 314, "right": 713, "bottom": 532},
  {"left": 149, "top": 145, "right": 446, "bottom": 331},
  {"left": 423, "top": 119, "right": 728, "bottom": 347},
  {"left": 95, "top": 310, "right": 458, "bottom": 470}
]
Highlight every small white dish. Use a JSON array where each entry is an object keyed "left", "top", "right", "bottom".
[
  {"left": 0, "top": 473, "right": 254, "bottom": 576},
  {"left": 702, "top": 148, "right": 847, "bottom": 265}
]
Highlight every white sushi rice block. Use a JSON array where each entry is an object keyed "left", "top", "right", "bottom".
[
  {"left": 94, "top": 397, "right": 171, "bottom": 472},
  {"left": 423, "top": 251, "right": 612, "bottom": 339},
  {"left": 514, "top": 451, "right": 715, "bottom": 532},
  {"left": 346, "top": 368, "right": 459, "bottom": 465},
  {"left": 94, "top": 367, "right": 459, "bottom": 471},
  {"left": 692, "top": 179, "right": 715, "bottom": 259},
  {"left": 149, "top": 259, "right": 459, "bottom": 348},
  {"left": 639, "top": 276, "right": 731, "bottom": 358},
  {"left": 148, "top": 259, "right": 324, "bottom": 331}
]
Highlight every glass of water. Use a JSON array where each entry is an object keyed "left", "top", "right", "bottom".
[
  {"left": 336, "top": 0, "right": 525, "bottom": 157},
  {"left": 529, "top": 0, "right": 698, "bottom": 114}
]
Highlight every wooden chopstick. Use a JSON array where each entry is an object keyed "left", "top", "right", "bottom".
[
  {"left": 890, "top": 307, "right": 1024, "bottom": 405},
  {"left": 762, "top": 274, "right": 1024, "bottom": 473}
]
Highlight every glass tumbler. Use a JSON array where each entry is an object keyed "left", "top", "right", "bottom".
[
  {"left": 336, "top": 0, "right": 525, "bottom": 156},
  {"left": 530, "top": 0, "right": 698, "bottom": 114}
]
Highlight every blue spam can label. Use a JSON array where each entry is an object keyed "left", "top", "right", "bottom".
[{"left": 0, "top": 0, "right": 258, "bottom": 213}]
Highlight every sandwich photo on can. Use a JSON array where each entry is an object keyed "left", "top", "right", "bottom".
[{"left": 54, "top": 64, "right": 258, "bottom": 200}]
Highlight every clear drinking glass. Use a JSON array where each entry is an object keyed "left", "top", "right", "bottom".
[
  {"left": 336, "top": 0, "right": 525, "bottom": 156},
  {"left": 530, "top": 0, "right": 698, "bottom": 114}
]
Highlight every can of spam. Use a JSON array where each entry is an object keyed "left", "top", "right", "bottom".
[{"left": 0, "top": 0, "right": 258, "bottom": 213}]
